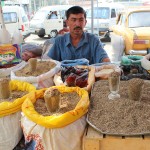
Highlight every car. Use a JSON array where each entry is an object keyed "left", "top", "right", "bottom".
[
  {"left": 110, "top": 7, "right": 150, "bottom": 62},
  {"left": 30, "top": 5, "right": 72, "bottom": 38},
  {"left": 1, "top": 6, "right": 30, "bottom": 39},
  {"left": 85, "top": 3, "right": 124, "bottom": 41}
]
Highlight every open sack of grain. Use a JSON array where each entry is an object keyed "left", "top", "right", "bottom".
[
  {"left": 0, "top": 79, "right": 35, "bottom": 150},
  {"left": 21, "top": 86, "right": 89, "bottom": 150},
  {"left": 54, "top": 66, "right": 95, "bottom": 92},
  {"left": 95, "top": 64, "right": 121, "bottom": 80},
  {"left": 11, "top": 59, "right": 61, "bottom": 89}
]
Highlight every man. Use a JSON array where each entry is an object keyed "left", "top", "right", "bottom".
[{"left": 47, "top": 6, "right": 110, "bottom": 65}]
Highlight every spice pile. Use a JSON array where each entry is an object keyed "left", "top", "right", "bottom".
[
  {"left": 88, "top": 80, "right": 150, "bottom": 135},
  {"left": 34, "top": 92, "right": 80, "bottom": 116},
  {"left": 0, "top": 91, "right": 28, "bottom": 103},
  {"left": 15, "top": 61, "right": 56, "bottom": 77}
]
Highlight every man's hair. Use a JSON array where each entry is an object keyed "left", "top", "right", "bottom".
[{"left": 66, "top": 6, "right": 86, "bottom": 19}]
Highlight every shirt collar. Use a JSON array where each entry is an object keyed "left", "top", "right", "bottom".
[{"left": 65, "top": 32, "right": 88, "bottom": 47}]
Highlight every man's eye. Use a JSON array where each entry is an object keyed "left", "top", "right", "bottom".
[
  {"left": 71, "top": 19, "right": 76, "bottom": 21},
  {"left": 79, "top": 19, "right": 84, "bottom": 22}
]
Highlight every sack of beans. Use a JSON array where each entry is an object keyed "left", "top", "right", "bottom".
[
  {"left": 21, "top": 86, "right": 89, "bottom": 150},
  {"left": 0, "top": 79, "right": 35, "bottom": 150},
  {"left": 11, "top": 59, "right": 61, "bottom": 89}
]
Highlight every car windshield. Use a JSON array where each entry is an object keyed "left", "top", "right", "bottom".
[
  {"left": 128, "top": 11, "right": 150, "bottom": 28},
  {"left": 32, "top": 10, "right": 49, "bottom": 20},
  {"left": 86, "top": 7, "right": 110, "bottom": 19}
]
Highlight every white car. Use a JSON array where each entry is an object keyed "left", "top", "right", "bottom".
[
  {"left": 85, "top": 3, "right": 124, "bottom": 41},
  {"left": 30, "top": 5, "right": 72, "bottom": 38},
  {"left": 1, "top": 6, "right": 30, "bottom": 38}
]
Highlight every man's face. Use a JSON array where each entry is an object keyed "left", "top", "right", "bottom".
[{"left": 66, "top": 13, "right": 87, "bottom": 36}]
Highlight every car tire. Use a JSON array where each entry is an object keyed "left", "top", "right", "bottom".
[
  {"left": 38, "top": 28, "right": 45, "bottom": 38},
  {"left": 50, "top": 30, "right": 58, "bottom": 38}
]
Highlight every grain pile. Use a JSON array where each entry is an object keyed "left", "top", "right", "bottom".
[
  {"left": 34, "top": 92, "right": 80, "bottom": 116},
  {"left": 0, "top": 91, "right": 28, "bottom": 103},
  {"left": 88, "top": 80, "right": 150, "bottom": 135},
  {"left": 15, "top": 61, "right": 56, "bottom": 77}
]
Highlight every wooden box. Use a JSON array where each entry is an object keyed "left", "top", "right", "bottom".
[{"left": 82, "top": 125, "right": 150, "bottom": 150}]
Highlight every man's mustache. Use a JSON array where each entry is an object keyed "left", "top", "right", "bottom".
[{"left": 74, "top": 26, "right": 82, "bottom": 30}]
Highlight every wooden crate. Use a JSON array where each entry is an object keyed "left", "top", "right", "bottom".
[{"left": 82, "top": 125, "right": 150, "bottom": 150}]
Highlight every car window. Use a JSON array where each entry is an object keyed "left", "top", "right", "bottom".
[
  {"left": 3, "top": 12, "right": 17, "bottom": 23},
  {"left": 118, "top": 14, "right": 126, "bottom": 26},
  {"left": 33, "top": 10, "right": 49, "bottom": 20},
  {"left": 87, "top": 7, "right": 110, "bottom": 19},
  {"left": 128, "top": 11, "right": 150, "bottom": 28},
  {"left": 121, "top": 14, "right": 126, "bottom": 26},
  {"left": 22, "top": 15, "right": 28, "bottom": 22},
  {"left": 111, "top": 9, "right": 116, "bottom": 18}
]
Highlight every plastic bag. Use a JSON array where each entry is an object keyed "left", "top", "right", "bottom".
[
  {"left": 61, "top": 58, "right": 89, "bottom": 67},
  {"left": 95, "top": 64, "right": 121, "bottom": 79},
  {"left": 22, "top": 86, "right": 89, "bottom": 128},
  {"left": 54, "top": 66, "right": 95, "bottom": 92},
  {"left": 0, "top": 44, "right": 21, "bottom": 66},
  {"left": 0, "top": 80, "right": 36, "bottom": 117},
  {"left": 141, "top": 54, "right": 150, "bottom": 70},
  {"left": 11, "top": 59, "right": 61, "bottom": 89}
]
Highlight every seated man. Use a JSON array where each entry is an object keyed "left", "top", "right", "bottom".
[{"left": 47, "top": 6, "right": 110, "bottom": 65}]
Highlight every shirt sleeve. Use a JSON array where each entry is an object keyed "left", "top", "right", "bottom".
[{"left": 47, "top": 37, "right": 61, "bottom": 61}]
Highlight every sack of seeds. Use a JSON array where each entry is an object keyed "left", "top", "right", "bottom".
[
  {"left": 21, "top": 86, "right": 89, "bottom": 150},
  {"left": 11, "top": 59, "right": 61, "bottom": 89},
  {"left": 0, "top": 80, "right": 35, "bottom": 150}
]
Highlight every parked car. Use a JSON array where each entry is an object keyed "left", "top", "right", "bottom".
[
  {"left": 85, "top": 3, "right": 124, "bottom": 41},
  {"left": 110, "top": 7, "right": 150, "bottom": 61},
  {"left": 30, "top": 5, "right": 72, "bottom": 38},
  {"left": 1, "top": 6, "right": 30, "bottom": 39}
]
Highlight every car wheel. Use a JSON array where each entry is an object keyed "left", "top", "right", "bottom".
[{"left": 50, "top": 30, "right": 58, "bottom": 38}]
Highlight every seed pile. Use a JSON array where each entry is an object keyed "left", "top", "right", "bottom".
[
  {"left": 34, "top": 92, "right": 80, "bottom": 116},
  {"left": 15, "top": 61, "right": 56, "bottom": 77},
  {"left": 88, "top": 80, "right": 150, "bottom": 135},
  {"left": 0, "top": 91, "right": 28, "bottom": 103}
]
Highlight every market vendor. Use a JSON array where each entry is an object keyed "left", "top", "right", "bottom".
[{"left": 47, "top": 6, "right": 110, "bottom": 65}]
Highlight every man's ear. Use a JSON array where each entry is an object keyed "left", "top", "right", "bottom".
[
  {"left": 66, "top": 19, "right": 69, "bottom": 26},
  {"left": 85, "top": 19, "right": 87, "bottom": 25}
]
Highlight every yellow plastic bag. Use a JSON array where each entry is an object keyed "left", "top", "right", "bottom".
[
  {"left": 22, "top": 86, "right": 90, "bottom": 128},
  {"left": 0, "top": 80, "right": 36, "bottom": 117}
]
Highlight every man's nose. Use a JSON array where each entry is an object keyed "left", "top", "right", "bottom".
[{"left": 75, "top": 20, "right": 80, "bottom": 26}]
